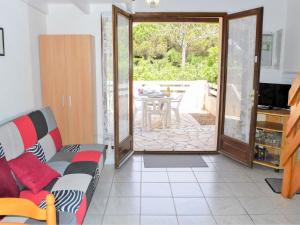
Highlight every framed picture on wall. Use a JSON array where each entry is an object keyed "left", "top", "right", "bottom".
[
  {"left": 0, "top": 28, "right": 4, "bottom": 56},
  {"left": 261, "top": 34, "right": 273, "bottom": 67}
]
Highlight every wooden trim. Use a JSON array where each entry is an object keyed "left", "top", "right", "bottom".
[
  {"left": 133, "top": 12, "right": 227, "bottom": 22},
  {"left": 142, "top": 151, "right": 219, "bottom": 155}
]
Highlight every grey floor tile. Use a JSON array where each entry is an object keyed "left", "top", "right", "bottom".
[
  {"left": 105, "top": 197, "right": 140, "bottom": 215},
  {"left": 177, "top": 216, "right": 216, "bottom": 225},
  {"left": 88, "top": 197, "right": 109, "bottom": 214},
  {"left": 171, "top": 183, "right": 203, "bottom": 197},
  {"left": 167, "top": 168, "right": 192, "bottom": 172},
  {"left": 174, "top": 198, "right": 211, "bottom": 215},
  {"left": 200, "top": 183, "right": 233, "bottom": 197},
  {"left": 250, "top": 214, "right": 290, "bottom": 224},
  {"left": 110, "top": 182, "right": 141, "bottom": 197},
  {"left": 113, "top": 171, "right": 141, "bottom": 183},
  {"left": 286, "top": 214, "right": 300, "bottom": 224},
  {"left": 192, "top": 163, "right": 216, "bottom": 172},
  {"left": 94, "top": 182, "right": 112, "bottom": 197},
  {"left": 219, "top": 171, "right": 252, "bottom": 183},
  {"left": 206, "top": 198, "right": 246, "bottom": 215},
  {"left": 142, "top": 172, "right": 169, "bottom": 182},
  {"left": 121, "top": 161, "right": 142, "bottom": 172},
  {"left": 227, "top": 183, "right": 264, "bottom": 197},
  {"left": 168, "top": 172, "right": 197, "bottom": 182},
  {"left": 214, "top": 215, "right": 254, "bottom": 224},
  {"left": 83, "top": 213, "right": 103, "bottom": 225},
  {"left": 141, "top": 183, "right": 172, "bottom": 197},
  {"left": 141, "top": 216, "right": 178, "bottom": 225},
  {"left": 195, "top": 172, "right": 224, "bottom": 182},
  {"left": 141, "top": 166, "right": 167, "bottom": 172},
  {"left": 238, "top": 197, "right": 281, "bottom": 215},
  {"left": 141, "top": 198, "right": 176, "bottom": 215},
  {"left": 102, "top": 215, "right": 140, "bottom": 225}
]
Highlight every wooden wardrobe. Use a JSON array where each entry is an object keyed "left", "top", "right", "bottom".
[{"left": 39, "top": 35, "right": 96, "bottom": 145}]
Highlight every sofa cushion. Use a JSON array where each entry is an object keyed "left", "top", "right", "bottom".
[
  {"left": 40, "top": 107, "right": 57, "bottom": 132},
  {"left": 50, "top": 128, "right": 62, "bottom": 151},
  {"left": 71, "top": 151, "right": 101, "bottom": 163},
  {"left": 47, "top": 161, "right": 70, "bottom": 175},
  {"left": 39, "top": 134, "right": 57, "bottom": 161},
  {"left": 0, "top": 157, "right": 20, "bottom": 198},
  {"left": 28, "top": 110, "right": 48, "bottom": 140},
  {"left": 0, "top": 122, "right": 24, "bottom": 160},
  {"left": 13, "top": 116, "right": 37, "bottom": 149},
  {"left": 64, "top": 162, "right": 98, "bottom": 176},
  {"left": 9, "top": 152, "right": 60, "bottom": 194},
  {"left": 26, "top": 143, "right": 47, "bottom": 163},
  {"left": 62, "top": 145, "right": 81, "bottom": 153},
  {"left": 49, "top": 151, "right": 76, "bottom": 163}
]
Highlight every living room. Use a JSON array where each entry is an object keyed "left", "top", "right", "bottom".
[{"left": 0, "top": 0, "right": 300, "bottom": 225}]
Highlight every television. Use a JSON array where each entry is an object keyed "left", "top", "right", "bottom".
[{"left": 258, "top": 83, "right": 291, "bottom": 109}]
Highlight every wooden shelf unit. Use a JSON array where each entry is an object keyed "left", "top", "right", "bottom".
[{"left": 254, "top": 109, "right": 290, "bottom": 170}]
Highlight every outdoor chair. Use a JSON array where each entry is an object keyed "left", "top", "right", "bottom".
[{"left": 171, "top": 94, "right": 184, "bottom": 123}]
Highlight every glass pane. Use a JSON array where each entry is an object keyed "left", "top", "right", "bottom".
[
  {"left": 223, "top": 15, "right": 257, "bottom": 143},
  {"left": 117, "top": 14, "right": 130, "bottom": 142}
]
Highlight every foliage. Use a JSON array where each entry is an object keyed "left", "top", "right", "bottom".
[{"left": 133, "top": 23, "right": 220, "bottom": 83}]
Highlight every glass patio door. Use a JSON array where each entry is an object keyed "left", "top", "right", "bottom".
[
  {"left": 219, "top": 8, "right": 263, "bottom": 166},
  {"left": 112, "top": 5, "right": 134, "bottom": 168}
]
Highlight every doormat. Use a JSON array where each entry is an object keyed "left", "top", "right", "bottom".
[
  {"left": 143, "top": 154, "right": 208, "bottom": 168},
  {"left": 265, "top": 178, "right": 300, "bottom": 194},
  {"left": 190, "top": 113, "right": 216, "bottom": 125}
]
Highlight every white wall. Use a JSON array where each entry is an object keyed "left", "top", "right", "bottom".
[
  {"left": 46, "top": 4, "right": 112, "bottom": 143},
  {"left": 0, "top": 0, "right": 46, "bottom": 123}
]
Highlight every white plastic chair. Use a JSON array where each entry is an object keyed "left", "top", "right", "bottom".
[
  {"left": 143, "top": 98, "right": 170, "bottom": 130},
  {"left": 171, "top": 94, "right": 184, "bottom": 123}
]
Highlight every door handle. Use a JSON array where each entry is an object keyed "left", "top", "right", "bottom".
[
  {"left": 62, "top": 96, "right": 65, "bottom": 107},
  {"left": 68, "top": 96, "right": 72, "bottom": 107},
  {"left": 250, "top": 90, "right": 255, "bottom": 105}
]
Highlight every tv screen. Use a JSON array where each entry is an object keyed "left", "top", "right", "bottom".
[{"left": 258, "top": 83, "right": 291, "bottom": 109}]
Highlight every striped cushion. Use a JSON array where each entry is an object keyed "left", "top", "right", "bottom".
[
  {"left": 63, "top": 145, "right": 81, "bottom": 153},
  {"left": 0, "top": 143, "right": 5, "bottom": 159},
  {"left": 27, "top": 143, "right": 46, "bottom": 163},
  {"left": 39, "top": 190, "right": 84, "bottom": 214}
]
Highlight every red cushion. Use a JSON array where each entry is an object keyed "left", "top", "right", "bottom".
[
  {"left": 50, "top": 128, "right": 62, "bottom": 151},
  {"left": 0, "top": 158, "right": 20, "bottom": 198},
  {"left": 13, "top": 116, "right": 37, "bottom": 149},
  {"left": 20, "top": 190, "right": 49, "bottom": 205},
  {"left": 9, "top": 152, "right": 60, "bottom": 194},
  {"left": 72, "top": 151, "right": 101, "bottom": 163}
]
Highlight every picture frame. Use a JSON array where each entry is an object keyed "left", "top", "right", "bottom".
[
  {"left": 261, "top": 34, "right": 273, "bottom": 67},
  {"left": 0, "top": 28, "right": 4, "bottom": 56}
]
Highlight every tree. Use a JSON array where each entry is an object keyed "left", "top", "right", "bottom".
[{"left": 162, "top": 23, "right": 219, "bottom": 67}]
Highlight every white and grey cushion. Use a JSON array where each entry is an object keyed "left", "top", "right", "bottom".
[
  {"left": 0, "top": 122, "right": 24, "bottom": 160},
  {"left": 39, "top": 134, "right": 56, "bottom": 161},
  {"left": 0, "top": 143, "right": 5, "bottom": 159},
  {"left": 27, "top": 143, "right": 46, "bottom": 163},
  {"left": 62, "top": 145, "right": 81, "bottom": 153},
  {"left": 39, "top": 190, "right": 84, "bottom": 214},
  {"left": 40, "top": 107, "right": 57, "bottom": 132},
  {"left": 51, "top": 174, "right": 92, "bottom": 193}
]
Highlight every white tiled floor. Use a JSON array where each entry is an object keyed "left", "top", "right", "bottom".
[{"left": 83, "top": 154, "right": 300, "bottom": 225}]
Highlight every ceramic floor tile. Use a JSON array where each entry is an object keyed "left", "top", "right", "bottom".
[
  {"left": 174, "top": 198, "right": 211, "bottom": 215},
  {"left": 110, "top": 182, "right": 141, "bottom": 197},
  {"left": 214, "top": 215, "right": 254, "bottom": 225},
  {"left": 142, "top": 172, "right": 169, "bottom": 182},
  {"left": 219, "top": 171, "right": 252, "bottom": 183},
  {"left": 200, "top": 183, "right": 233, "bottom": 197},
  {"left": 206, "top": 198, "right": 246, "bottom": 215},
  {"left": 227, "top": 183, "right": 264, "bottom": 197},
  {"left": 113, "top": 171, "right": 141, "bottom": 183},
  {"left": 121, "top": 161, "right": 142, "bottom": 172},
  {"left": 192, "top": 163, "right": 216, "bottom": 172},
  {"left": 177, "top": 216, "right": 216, "bottom": 225},
  {"left": 238, "top": 197, "right": 281, "bottom": 215},
  {"left": 83, "top": 213, "right": 103, "bottom": 225},
  {"left": 94, "top": 182, "right": 112, "bottom": 197},
  {"left": 250, "top": 214, "right": 290, "bottom": 224},
  {"left": 88, "top": 197, "right": 108, "bottom": 214},
  {"left": 102, "top": 215, "right": 140, "bottom": 225},
  {"left": 194, "top": 172, "right": 224, "bottom": 182},
  {"left": 141, "top": 198, "right": 176, "bottom": 215},
  {"left": 141, "top": 183, "right": 172, "bottom": 197},
  {"left": 171, "top": 183, "right": 203, "bottom": 197},
  {"left": 168, "top": 172, "right": 197, "bottom": 182},
  {"left": 141, "top": 216, "right": 178, "bottom": 225},
  {"left": 286, "top": 214, "right": 300, "bottom": 224},
  {"left": 105, "top": 197, "right": 140, "bottom": 215}
]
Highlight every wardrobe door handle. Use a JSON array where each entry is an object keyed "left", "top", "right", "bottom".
[
  {"left": 68, "top": 96, "right": 72, "bottom": 107},
  {"left": 62, "top": 96, "right": 65, "bottom": 107}
]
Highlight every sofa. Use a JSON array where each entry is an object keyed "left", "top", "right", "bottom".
[{"left": 0, "top": 107, "right": 106, "bottom": 225}]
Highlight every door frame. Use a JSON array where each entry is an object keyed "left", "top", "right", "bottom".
[
  {"left": 112, "top": 5, "right": 134, "bottom": 168},
  {"left": 132, "top": 12, "right": 227, "bottom": 153},
  {"left": 218, "top": 8, "right": 264, "bottom": 166}
]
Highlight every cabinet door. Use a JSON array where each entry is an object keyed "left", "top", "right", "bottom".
[
  {"left": 64, "top": 35, "right": 96, "bottom": 144},
  {"left": 40, "top": 36, "right": 69, "bottom": 144}
]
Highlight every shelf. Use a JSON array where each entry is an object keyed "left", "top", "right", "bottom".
[
  {"left": 257, "top": 109, "right": 290, "bottom": 116},
  {"left": 256, "top": 121, "right": 283, "bottom": 132},
  {"left": 253, "top": 160, "right": 281, "bottom": 169},
  {"left": 255, "top": 142, "right": 281, "bottom": 151}
]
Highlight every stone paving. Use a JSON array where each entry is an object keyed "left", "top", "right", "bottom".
[{"left": 134, "top": 113, "right": 216, "bottom": 151}]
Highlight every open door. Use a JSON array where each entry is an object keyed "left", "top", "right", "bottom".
[
  {"left": 219, "top": 8, "right": 263, "bottom": 166},
  {"left": 112, "top": 5, "right": 134, "bottom": 168}
]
